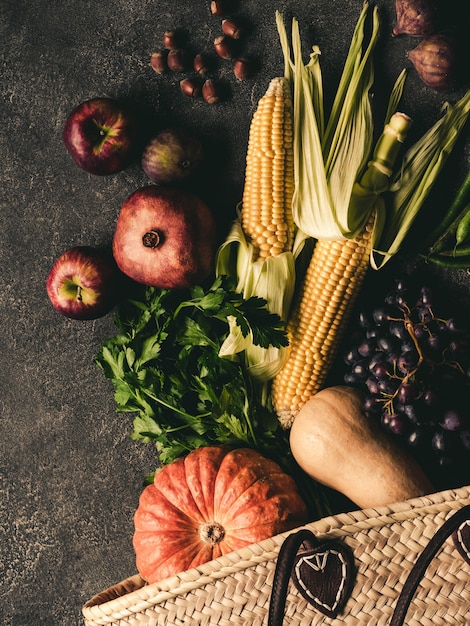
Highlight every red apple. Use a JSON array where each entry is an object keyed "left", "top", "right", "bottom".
[
  {"left": 63, "top": 97, "right": 139, "bottom": 175},
  {"left": 46, "top": 246, "right": 119, "bottom": 320},
  {"left": 112, "top": 186, "right": 217, "bottom": 288}
]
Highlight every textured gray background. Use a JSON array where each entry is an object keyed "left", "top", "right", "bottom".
[{"left": 1, "top": 1, "right": 469, "bottom": 624}]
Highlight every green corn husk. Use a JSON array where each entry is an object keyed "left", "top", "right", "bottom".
[
  {"left": 277, "top": 3, "right": 383, "bottom": 240},
  {"left": 372, "top": 91, "right": 470, "bottom": 269}
]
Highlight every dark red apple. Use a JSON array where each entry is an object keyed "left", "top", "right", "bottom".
[
  {"left": 63, "top": 97, "right": 139, "bottom": 175},
  {"left": 112, "top": 186, "right": 216, "bottom": 288},
  {"left": 46, "top": 246, "right": 119, "bottom": 320},
  {"left": 141, "top": 127, "right": 204, "bottom": 185}
]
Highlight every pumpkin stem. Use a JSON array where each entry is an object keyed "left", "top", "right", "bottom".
[{"left": 199, "top": 521, "right": 225, "bottom": 545}]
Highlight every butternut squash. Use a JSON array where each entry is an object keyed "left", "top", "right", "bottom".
[{"left": 289, "top": 385, "right": 434, "bottom": 509}]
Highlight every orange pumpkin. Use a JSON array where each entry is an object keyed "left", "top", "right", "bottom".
[{"left": 133, "top": 446, "right": 308, "bottom": 583}]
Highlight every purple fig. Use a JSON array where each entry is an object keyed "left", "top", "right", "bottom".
[
  {"left": 393, "top": 0, "right": 439, "bottom": 37},
  {"left": 408, "top": 34, "right": 457, "bottom": 91},
  {"left": 141, "top": 128, "right": 204, "bottom": 185}
]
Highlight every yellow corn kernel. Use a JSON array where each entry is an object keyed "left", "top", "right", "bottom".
[
  {"left": 241, "top": 77, "right": 295, "bottom": 260},
  {"left": 271, "top": 214, "right": 375, "bottom": 428}
]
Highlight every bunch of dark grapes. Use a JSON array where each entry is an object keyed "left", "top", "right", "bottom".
[{"left": 343, "top": 278, "right": 470, "bottom": 483}]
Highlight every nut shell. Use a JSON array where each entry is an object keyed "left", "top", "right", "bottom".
[
  {"left": 167, "top": 49, "right": 187, "bottom": 72},
  {"left": 214, "top": 35, "right": 233, "bottom": 60},
  {"left": 150, "top": 51, "right": 167, "bottom": 74},
  {"left": 233, "top": 58, "right": 251, "bottom": 80},
  {"left": 202, "top": 79, "right": 221, "bottom": 104}
]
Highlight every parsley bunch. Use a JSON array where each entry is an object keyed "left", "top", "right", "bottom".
[{"left": 96, "top": 275, "right": 290, "bottom": 466}]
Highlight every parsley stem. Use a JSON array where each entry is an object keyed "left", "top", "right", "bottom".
[{"left": 141, "top": 387, "right": 212, "bottom": 421}]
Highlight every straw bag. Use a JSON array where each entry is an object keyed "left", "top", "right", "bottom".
[{"left": 82, "top": 485, "right": 470, "bottom": 625}]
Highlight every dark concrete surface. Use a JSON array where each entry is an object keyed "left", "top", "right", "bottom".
[{"left": 1, "top": 1, "right": 469, "bottom": 624}]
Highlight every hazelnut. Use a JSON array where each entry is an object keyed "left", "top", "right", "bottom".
[
  {"left": 167, "top": 48, "right": 186, "bottom": 72},
  {"left": 233, "top": 57, "right": 251, "bottom": 80},
  {"left": 162, "top": 30, "right": 180, "bottom": 50},
  {"left": 193, "top": 53, "right": 210, "bottom": 76},
  {"left": 150, "top": 51, "right": 167, "bottom": 74},
  {"left": 202, "top": 79, "right": 221, "bottom": 104},
  {"left": 222, "top": 18, "right": 243, "bottom": 40},
  {"left": 214, "top": 35, "right": 233, "bottom": 60},
  {"left": 180, "top": 78, "right": 201, "bottom": 97},
  {"left": 210, "top": 0, "right": 227, "bottom": 16}
]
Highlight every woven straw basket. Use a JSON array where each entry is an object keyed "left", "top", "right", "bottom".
[{"left": 82, "top": 485, "right": 470, "bottom": 625}]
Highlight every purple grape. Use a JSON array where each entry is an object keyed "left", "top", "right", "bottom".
[
  {"left": 344, "top": 372, "right": 360, "bottom": 385},
  {"left": 351, "top": 360, "right": 369, "bottom": 380},
  {"left": 446, "top": 318, "right": 461, "bottom": 333},
  {"left": 382, "top": 411, "right": 407, "bottom": 435},
  {"left": 427, "top": 334, "right": 441, "bottom": 352},
  {"left": 344, "top": 348, "right": 360, "bottom": 365},
  {"left": 377, "top": 335, "right": 398, "bottom": 354},
  {"left": 432, "top": 430, "right": 454, "bottom": 454},
  {"left": 407, "top": 427, "right": 426, "bottom": 448},
  {"left": 389, "top": 321, "right": 408, "bottom": 341},
  {"left": 418, "top": 286, "right": 433, "bottom": 307},
  {"left": 439, "top": 409, "right": 464, "bottom": 432},
  {"left": 397, "top": 382, "right": 418, "bottom": 404},
  {"left": 366, "top": 327, "right": 380, "bottom": 339},
  {"left": 403, "top": 403, "right": 421, "bottom": 424},
  {"left": 413, "top": 324, "right": 426, "bottom": 340},
  {"left": 357, "top": 339, "right": 376, "bottom": 358},
  {"left": 423, "top": 388, "right": 440, "bottom": 407},
  {"left": 417, "top": 306, "right": 433, "bottom": 323},
  {"left": 358, "top": 311, "right": 373, "bottom": 329},
  {"left": 373, "top": 308, "right": 389, "bottom": 325},
  {"left": 395, "top": 278, "right": 408, "bottom": 292},
  {"left": 366, "top": 377, "right": 380, "bottom": 394},
  {"left": 397, "top": 350, "right": 418, "bottom": 374},
  {"left": 369, "top": 352, "right": 386, "bottom": 369},
  {"left": 364, "top": 394, "right": 380, "bottom": 412},
  {"left": 370, "top": 361, "right": 389, "bottom": 380},
  {"left": 378, "top": 378, "right": 400, "bottom": 395},
  {"left": 400, "top": 339, "right": 415, "bottom": 353}
]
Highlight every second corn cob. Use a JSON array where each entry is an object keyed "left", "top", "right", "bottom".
[
  {"left": 271, "top": 111, "right": 413, "bottom": 428},
  {"left": 271, "top": 215, "right": 374, "bottom": 428}
]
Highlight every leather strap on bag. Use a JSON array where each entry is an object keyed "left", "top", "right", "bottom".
[
  {"left": 390, "top": 504, "right": 470, "bottom": 625},
  {"left": 268, "top": 504, "right": 470, "bottom": 626}
]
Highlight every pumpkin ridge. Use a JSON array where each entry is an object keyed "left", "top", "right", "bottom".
[
  {"left": 135, "top": 484, "right": 201, "bottom": 532},
  {"left": 154, "top": 458, "right": 206, "bottom": 524},
  {"left": 213, "top": 450, "right": 287, "bottom": 522},
  {"left": 142, "top": 540, "right": 213, "bottom": 583},
  {"left": 217, "top": 471, "right": 299, "bottom": 524},
  {"left": 182, "top": 446, "right": 227, "bottom": 522},
  {"left": 224, "top": 492, "right": 307, "bottom": 534}
]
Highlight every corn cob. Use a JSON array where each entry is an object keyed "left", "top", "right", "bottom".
[
  {"left": 271, "top": 108, "right": 413, "bottom": 428},
  {"left": 271, "top": 215, "right": 374, "bottom": 428},
  {"left": 241, "top": 76, "right": 295, "bottom": 261}
]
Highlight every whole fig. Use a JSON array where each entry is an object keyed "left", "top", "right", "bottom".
[
  {"left": 408, "top": 34, "right": 457, "bottom": 91},
  {"left": 393, "top": 0, "right": 439, "bottom": 37},
  {"left": 141, "top": 127, "right": 204, "bottom": 185}
]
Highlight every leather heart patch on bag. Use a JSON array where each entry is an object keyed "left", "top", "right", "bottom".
[{"left": 291, "top": 539, "right": 356, "bottom": 618}]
